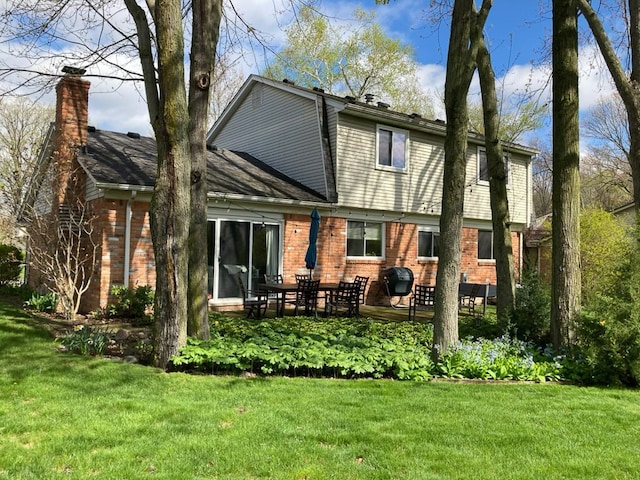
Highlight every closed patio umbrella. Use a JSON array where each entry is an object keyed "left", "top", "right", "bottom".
[{"left": 304, "top": 208, "right": 321, "bottom": 278}]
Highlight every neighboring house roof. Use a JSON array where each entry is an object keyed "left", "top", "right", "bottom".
[{"left": 78, "top": 128, "right": 327, "bottom": 203}]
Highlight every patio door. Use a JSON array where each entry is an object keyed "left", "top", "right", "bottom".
[{"left": 208, "top": 219, "right": 281, "bottom": 300}]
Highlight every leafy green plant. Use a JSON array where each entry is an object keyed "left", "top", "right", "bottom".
[
  {"left": 106, "top": 284, "right": 154, "bottom": 322},
  {"left": 0, "top": 244, "right": 23, "bottom": 286},
  {"left": 580, "top": 208, "right": 633, "bottom": 303},
  {"left": 571, "top": 234, "right": 640, "bottom": 386},
  {"left": 24, "top": 291, "right": 58, "bottom": 313},
  {"left": 58, "top": 324, "right": 110, "bottom": 355},
  {"left": 173, "top": 314, "right": 562, "bottom": 382},
  {"left": 510, "top": 269, "right": 551, "bottom": 347},
  {"left": 437, "top": 335, "right": 561, "bottom": 382}
]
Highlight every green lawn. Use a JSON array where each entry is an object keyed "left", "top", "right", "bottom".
[{"left": 2, "top": 301, "right": 640, "bottom": 479}]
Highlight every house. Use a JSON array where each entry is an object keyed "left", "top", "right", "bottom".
[{"left": 26, "top": 72, "right": 536, "bottom": 313}]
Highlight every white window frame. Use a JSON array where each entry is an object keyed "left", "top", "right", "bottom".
[
  {"left": 417, "top": 226, "right": 440, "bottom": 259},
  {"left": 346, "top": 220, "right": 385, "bottom": 259},
  {"left": 376, "top": 125, "right": 408, "bottom": 172},
  {"left": 477, "top": 147, "right": 510, "bottom": 186}
]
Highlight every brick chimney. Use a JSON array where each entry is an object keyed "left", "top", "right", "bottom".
[{"left": 52, "top": 71, "right": 90, "bottom": 206}]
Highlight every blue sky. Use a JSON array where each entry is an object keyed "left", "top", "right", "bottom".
[{"left": 76, "top": 0, "right": 615, "bottom": 144}]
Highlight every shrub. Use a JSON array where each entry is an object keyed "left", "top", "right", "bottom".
[
  {"left": 572, "top": 240, "right": 640, "bottom": 386},
  {"left": 0, "top": 244, "right": 23, "bottom": 286},
  {"left": 24, "top": 291, "right": 58, "bottom": 313},
  {"left": 510, "top": 269, "right": 551, "bottom": 347},
  {"left": 580, "top": 209, "right": 633, "bottom": 303},
  {"left": 59, "top": 325, "right": 110, "bottom": 356},
  {"left": 106, "top": 284, "right": 154, "bottom": 322}
]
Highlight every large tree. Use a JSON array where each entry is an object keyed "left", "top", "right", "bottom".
[
  {"left": 123, "top": 0, "right": 221, "bottom": 367},
  {"left": 433, "top": 0, "right": 490, "bottom": 357},
  {"left": 0, "top": 0, "right": 223, "bottom": 367},
  {"left": 577, "top": 0, "right": 640, "bottom": 216},
  {"left": 551, "top": 0, "right": 581, "bottom": 348},
  {"left": 474, "top": 24, "right": 515, "bottom": 326},
  {"left": 265, "top": 6, "right": 434, "bottom": 116}
]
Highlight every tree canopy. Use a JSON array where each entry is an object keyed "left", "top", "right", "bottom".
[{"left": 264, "top": 6, "right": 434, "bottom": 117}]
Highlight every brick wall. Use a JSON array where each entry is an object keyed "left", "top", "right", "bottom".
[
  {"left": 280, "top": 215, "right": 522, "bottom": 306},
  {"left": 81, "top": 199, "right": 156, "bottom": 313}
]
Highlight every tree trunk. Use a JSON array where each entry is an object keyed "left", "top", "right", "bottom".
[
  {"left": 551, "top": 0, "right": 581, "bottom": 348},
  {"left": 187, "top": 0, "right": 222, "bottom": 340},
  {"left": 149, "top": 0, "right": 191, "bottom": 368},
  {"left": 476, "top": 38, "right": 515, "bottom": 327},
  {"left": 434, "top": 0, "right": 488, "bottom": 358},
  {"left": 578, "top": 0, "right": 640, "bottom": 217}
]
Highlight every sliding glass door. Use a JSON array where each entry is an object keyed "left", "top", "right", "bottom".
[{"left": 208, "top": 219, "right": 281, "bottom": 300}]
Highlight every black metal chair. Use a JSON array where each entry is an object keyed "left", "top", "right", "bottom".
[
  {"left": 354, "top": 275, "right": 369, "bottom": 305},
  {"left": 325, "top": 281, "right": 359, "bottom": 317},
  {"left": 459, "top": 283, "right": 482, "bottom": 316},
  {"left": 236, "top": 273, "right": 268, "bottom": 319},
  {"left": 408, "top": 284, "right": 435, "bottom": 320},
  {"left": 286, "top": 279, "right": 320, "bottom": 317},
  {"left": 295, "top": 273, "right": 311, "bottom": 282},
  {"left": 264, "top": 273, "right": 290, "bottom": 315}
]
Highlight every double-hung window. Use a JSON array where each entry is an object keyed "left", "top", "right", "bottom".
[
  {"left": 347, "top": 220, "right": 383, "bottom": 258},
  {"left": 477, "top": 229, "right": 495, "bottom": 260},
  {"left": 377, "top": 125, "right": 408, "bottom": 170},
  {"left": 478, "top": 148, "right": 509, "bottom": 185},
  {"left": 418, "top": 227, "right": 440, "bottom": 259}
]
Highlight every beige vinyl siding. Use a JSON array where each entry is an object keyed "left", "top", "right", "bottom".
[
  {"left": 464, "top": 148, "right": 530, "bottom": 225},
  {"left": 212, "top": 84, "right": 327, "bottom": 197},
  {"left": 336, "top": 113, "right": 531, "bottom": 225},
  {"left": 336, "top": 117, "right": 448, "bottom": 213},
  {"left": 85, "top": 177, "right": 102, "bottom": 202}
]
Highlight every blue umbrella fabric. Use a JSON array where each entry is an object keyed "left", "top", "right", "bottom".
[{"left": 304, "top": 208, "right": 321, "bottom": 273}]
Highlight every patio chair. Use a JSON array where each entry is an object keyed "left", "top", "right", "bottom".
[
  {"left": 354, "top": 275, "right": 369, "bottom": 305},
  {"left": 408, "top": 284, "right": 435, "bottom": 320},
  {"left": 325, "top": 281, "right": 359, "bottom": 317},
  {"left": 459, "top": 283, "right": 482, "bottom": 316},
  {"left": 295, "top": 273, "right": 311, "bottom": 282},
  {"left": 286, "top": 279, "right": 320, "bottom": 317},
  {"left": 264, "top": 273, "right": 292, "bottom": 313},
  {"left": 236, "top": 273, "right": 268, "bottom": 320}
]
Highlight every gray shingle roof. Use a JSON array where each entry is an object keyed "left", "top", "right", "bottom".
[{"left": 79, "top": 129, "right": 327, "bottom": 203}]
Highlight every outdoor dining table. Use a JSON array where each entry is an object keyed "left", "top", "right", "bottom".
[{"left": 262, "top": 282, "right": 340, "bottom": 317}]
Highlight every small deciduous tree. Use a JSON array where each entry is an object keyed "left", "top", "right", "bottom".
[
  {"left": 0, "top": 98, "right": 55, "bottom": 236},
  {"left": 25, "top": 169, "right": 98, "bottom": 320},
  {"left": 581, "top": 93, "right": 633, "bottom": 210}
]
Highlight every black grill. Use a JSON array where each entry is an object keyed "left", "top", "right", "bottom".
[{"left": 382, "top": 267, "right": 414, "bottom": 296}]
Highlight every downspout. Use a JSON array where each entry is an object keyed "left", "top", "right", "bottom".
[{"left": 124, "top": 191, "right": 137, "bottom": 287}]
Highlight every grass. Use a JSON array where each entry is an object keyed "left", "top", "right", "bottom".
[{"left": 2, "top": 300, "right": 640, "bottom": 479}]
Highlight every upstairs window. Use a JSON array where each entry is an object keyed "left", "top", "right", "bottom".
[
  {"left": 418, "top": 228, "right": 440, "bottom": 259},
  {"left": 377, "top": 126, "right": 408, "bottom": 170},
  {"left": 347, "top": 221, "right": 383, "bottom": 258},
  {"left": 478, "top": 148, "right": 509, "bottom": 185}
]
